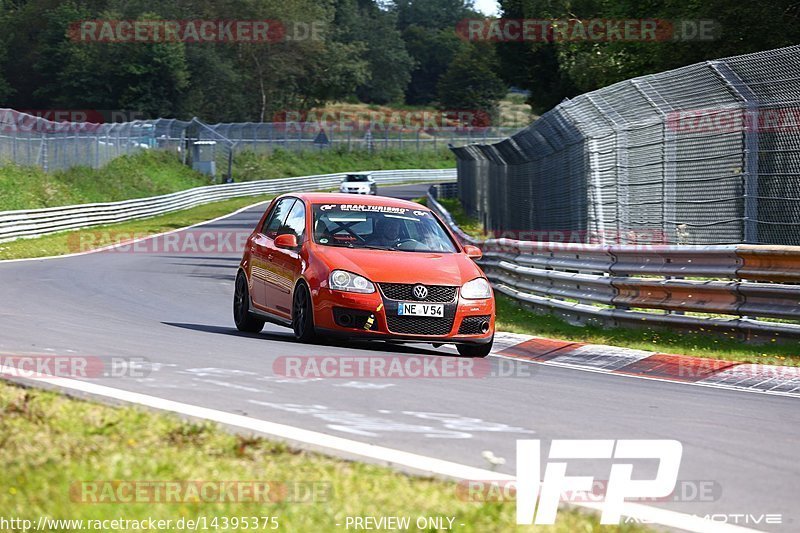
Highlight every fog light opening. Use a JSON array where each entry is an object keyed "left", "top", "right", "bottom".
[{"left": 480, "top": 321, "right": 490, "bottom": 334}]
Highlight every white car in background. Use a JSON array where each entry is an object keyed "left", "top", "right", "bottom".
[{"left": 339, "top": 173, "right": 377, "bottom": 195}]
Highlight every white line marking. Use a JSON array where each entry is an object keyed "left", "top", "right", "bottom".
[{"left": 0, "top": 368, "right": 762, "bottom": 533}]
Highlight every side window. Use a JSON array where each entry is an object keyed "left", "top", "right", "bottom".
[
  {"left": 262, "top": 198, "right": 296, "bottom": 239},
  {"left": 280, "top": 201, "right": 306, "bottom": 241}
]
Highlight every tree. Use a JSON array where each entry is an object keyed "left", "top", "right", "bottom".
[
  {"left": 403, "top": 26, "right": 468, "bottom": 104},
  {"left": 235, "top": 0, "right": 369, "bottom": 121},
  {"left": 438, "top": 43, "right": 506, "bottom": 125},
  {"left": 46, "top": 10, "right": 190, "bottom": 117},
  {"left": 394, "top": 0, "right": 479, "bottom": 31},
  {"left": 333, "top": 0, "right": 413, "bottom": 104},
  {"left": 497, "top": 0, "right": 800, "bottom": 113},
  {"left": 0, "top": 37, "right": 11, "bottom": 103},
  {"left": 394, "top": 0, "right": 480, "bottom": 105}
]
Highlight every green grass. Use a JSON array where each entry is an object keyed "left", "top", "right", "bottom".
[
  {"left": 437, "top": 198, "right": 484, "bottom": 238},
  {"left": 0, "top": 195, "right": 274, "bottom": 260},
  {"left": 429, "top": 198, "right": 485, "bottom": 238},
  {"left": 0, "top": 147, "right": 455, "bottom": 212},
  {"left": 0, "top": 151, "right": 209, "bottom": 211},
  {"left": 495, "top": 293, "right": 800, "bottom": 366},
  {"left": 233, "top": 147, "right": 455, "bottom": 182},
  {"left": 0, "top": 381, "right": 646, "bottom": 532}
]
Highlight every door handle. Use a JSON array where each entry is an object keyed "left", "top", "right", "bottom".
[{"left": 267, "top": 254, "right": 274, "bottom": 261}]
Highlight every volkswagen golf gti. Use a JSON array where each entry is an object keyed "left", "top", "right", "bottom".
[{"left": 233, "top": 193, "right": 495, "bottom": 357}]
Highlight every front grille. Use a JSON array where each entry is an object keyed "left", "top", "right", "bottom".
[
  {"left": 458, "top": 315, "right": 491, "bottom": 335},
  {"left": 386, "top": 315, "right": 455, "bottom": 336},
  {"left": 379, "top": 283, "right": 457, "bottom": 303}
]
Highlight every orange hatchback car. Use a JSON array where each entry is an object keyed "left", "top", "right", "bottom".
[{"left": 234, "top": 193, "right": 495, "bottom": 357}]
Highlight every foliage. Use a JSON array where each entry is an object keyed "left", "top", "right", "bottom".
[
  {"left": 497, "top": 0, "right": 800, "bottom": 113},
  {"left": 0, "top": 0, "right": 795, "bottom": 123},
  {"left": 335, "top": 0, "right": 414, "bottom": 104},
  {"left": 438, "top": 43, "right": 507, "bottom": 124}
]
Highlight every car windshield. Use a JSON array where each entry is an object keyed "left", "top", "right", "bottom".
[
  {"left": 344, "top": 175, "right": 370, "bottom": 182},
  {"left": 312, "top": 204, "right": 458, "bottom": 253}
]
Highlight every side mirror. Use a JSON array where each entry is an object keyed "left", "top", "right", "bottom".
[
  {"left": 464, "top": 245, "right": 482, "bottom": 260},
  {"left": 275, "top": 233, "right": 299, "bottom": 249}
]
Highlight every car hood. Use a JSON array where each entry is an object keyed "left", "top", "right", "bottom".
[{"left": 315, "top": 247, "right": 482, "bottom": 285}]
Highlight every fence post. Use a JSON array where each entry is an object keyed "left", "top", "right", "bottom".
[
  {"left": 40, "top": 134, "right": 48, "bottom": 172},
  {"left": 588, "top": 94, "right": 630, "bottom": 243},
  {"left": 709, "top": 60, "right": 759, "bottom": 244},
  {"left": 631, "top": 79, "right": 678, "bottom": 245}
]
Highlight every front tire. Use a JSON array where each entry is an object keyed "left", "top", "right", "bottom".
[
  {"left": 233, "top": 271, "right": 265, "bottom": 333},
  {"left": 456, "top": 337, "right": 493, "bottom": 358},
  {"left": 292, "top": 282, "right": 317, "bottom": 343}
]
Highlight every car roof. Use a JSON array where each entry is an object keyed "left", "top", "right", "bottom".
[{"left": 288, "top": 192, "right": 430, "bottom": 211}]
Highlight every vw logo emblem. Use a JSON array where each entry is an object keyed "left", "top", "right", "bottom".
[{"left": 412, "top": 284, "right": 428, "bottom": 300}]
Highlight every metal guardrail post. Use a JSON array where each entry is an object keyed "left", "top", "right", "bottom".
[
  {"left": 429, "top": 195, "right": 800, "bottom": 339},
  {"left": 708, "top": 60, "right": 760, "bottom": 244}
]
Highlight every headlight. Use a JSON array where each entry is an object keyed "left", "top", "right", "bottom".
[
  {"left": 461, "top": 277, "right": 491, "bottom": 299},
  {"left": 329, "top": 270, "right": 376, "bottom": 294}
]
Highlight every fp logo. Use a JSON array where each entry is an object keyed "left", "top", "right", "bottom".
[{"left": 516, "top": 439, "right": 682, "bottom": 525}]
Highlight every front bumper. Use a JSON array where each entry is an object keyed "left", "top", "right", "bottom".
[{"left": 312, "top": 286, "right": 495, "bottom": 345}]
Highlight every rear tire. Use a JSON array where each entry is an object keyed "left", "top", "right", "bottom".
[
  {"left": 233, "top": 271, "right": 265, "bottom": 333},
  {"left": 292, "top": 282, "right": 317, "bottom": 343},
  {"left": 456, "top": 337, "right": 493, "bottom": 358}
]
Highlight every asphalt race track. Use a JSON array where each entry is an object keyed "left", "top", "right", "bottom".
[{"left": 1, "top": 184, "right": 798, "bottom": 531}]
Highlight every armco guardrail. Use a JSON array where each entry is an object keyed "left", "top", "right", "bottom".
[
  {"left": 0, "top": 169, "right": 454, "bottom": 242},
  {"left": 427, "top": 192, "right": 800, "bottom": 340}
]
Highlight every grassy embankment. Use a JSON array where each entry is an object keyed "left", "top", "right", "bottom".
[
  {"left": 0, "top": 148, "right": 455, "bottom": 211},
  {"left": 0, "top": 148, "right": 455, "bottom": 260},
  {"left": 0, "top": 381, "right": 645, "bottom": 532}
]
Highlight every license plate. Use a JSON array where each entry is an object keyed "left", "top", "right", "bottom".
[{"left": 397, "top": 303, "right": 444, "bottom": 317}]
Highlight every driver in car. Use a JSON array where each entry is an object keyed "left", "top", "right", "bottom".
[{"left": 370, "top": 217, "right": 403, "bottom": 247}]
